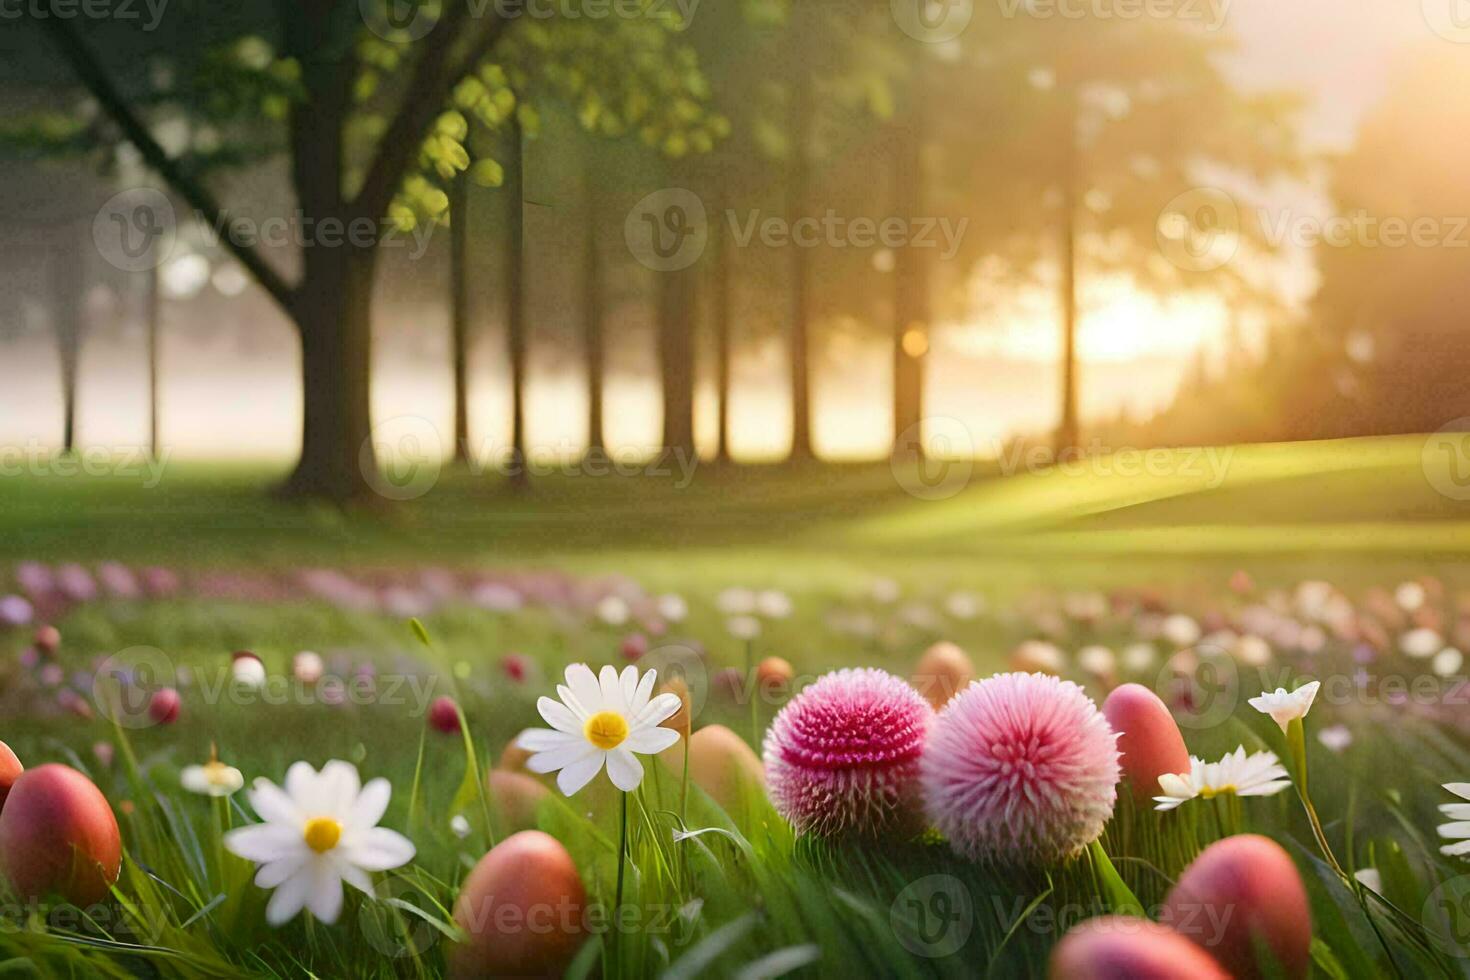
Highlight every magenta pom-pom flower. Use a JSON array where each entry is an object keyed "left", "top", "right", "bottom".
[
  {"left": 762, "top": 667, "right": 933, "bottom": 838},
  {"left": 922, "top": 672, "right": 1120, "bottom": 864}
]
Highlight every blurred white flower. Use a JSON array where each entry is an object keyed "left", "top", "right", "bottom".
[
  {"left": 471, "top": 583, "right": 523, "bottom": 612},
  {"left": 716, "top": 587, "right": 756, "bottom": 616},
  {"left": 1353, "top": 868, "right": 1383, "bottom": 894},
  {"left": 943, "top": 592, "right": 984, "bottom": 620},
  {"left": 595, "top": 595, "right": 630, "bottom": 626},
  {"left": 1248, "top": 680, "right": 1321, "bottom": 733},
  {"left": 450, "top": 815, "right": 471, "bottom": 839},
  {"left": 1077, "top": 645, "right": 1115, "bottom": 678},
  {"left": 181, "top": 757, "right": 244, "bottom": 798},
  {"left": 224, "top": 760, "right": 415, "bottom": 925},
  {"left": 292, "top": 651, "right": 324, "bottom": 684},
  {"left": 231, "top": 653, "right": 267, "bottom": 690},
  {"left": 516, "top": 664, "right": 680, "bottom": 796},
  {"left": 1317, "top": 724, "right": 1353, "bottom": 753},
  {"left": 656, "top": 594, "right": 688, "bottom": 623},
  {"left": 1395, "top": 581, "right": 1426, "bottom": 612},
  {"left": 1435, "top": 648, "right": 1465, "bottom": 678},
  {"left": 727, "top": 615, "right": 762, "bottom": 641},
  {"left": 1122, "top": 642, "right": 1156, "bottom": 673},
  {"left": 1154, "top": 748, "right": 1291, "bottom": 811},
  {"left": 870, "top": 578, "right": 901, "bottom": 604},
  {"left": 755, "top": 590, "right": 793, "bottom": 619},
  {"left": 1401, "top": 628, "right": 1443, "bottom": 659},
  {"left": 1161, "top": 614, "right": 1201, "bottom": 648},
  {"left": 1234, "top": 635, "right": 1272, "bottom": 667}
]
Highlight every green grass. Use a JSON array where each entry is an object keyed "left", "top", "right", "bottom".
[{"left": 3, "top": 433, "right": 1470, "bottom": 976}]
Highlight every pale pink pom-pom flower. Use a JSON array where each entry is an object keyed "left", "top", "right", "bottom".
[
  {"left": 922, "top": 672, "right": 1119, "bottom": 864},
  {"left": 763, "top": 668, "right": 933, "bottom": 838}
]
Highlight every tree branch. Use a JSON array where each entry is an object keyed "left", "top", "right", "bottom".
[
  {"left": 352, "top": 0, "right": 513, "bottom": 224},
  {"left": 34, "top": 9, "right": 298, "bottom": 315}
]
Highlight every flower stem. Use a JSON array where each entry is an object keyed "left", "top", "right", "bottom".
[
  {"left": 615, "top": 790, "right": 628, "bottom": 912},
  {"left": 1287, "top": 718, "right": 1348, "bottom": 880}
]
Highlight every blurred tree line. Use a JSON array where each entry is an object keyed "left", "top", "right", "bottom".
[{"left": 3, "top": 0, "right": 1301, "bottom": 502}]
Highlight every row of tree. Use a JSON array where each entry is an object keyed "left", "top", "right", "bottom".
[{"left": 10, "top": 0, "right": 1301, "bottom": 502}]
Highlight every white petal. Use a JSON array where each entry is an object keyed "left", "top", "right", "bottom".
[
  {"left": 624, "top": 726, "right": 679, "bottom": 754},
  {"left": 317, "top": 761, "right": 361, "bottom": 817},
  {"left": 518, "top": 728, "right": 581, "bottom": 752},
  {"left": 180, "top": 767, "right": 210, "bottom": 795},
  {"left": 342, "top": 827, "right": 416, "bottom": 871},
  {"left": 599, "top": 665, "right": 624, "bottom": 713},
  {"left": 1440, "top": 821, "right": 1470, "bottom": 838},
  {"left": 619, "top": 665, "right": 639, "bottom": 708},
  {"left": 529, "top": 742, "right": 598, "bottom": 775},
  {"left": 1441, "top": 803, "right": 1470, "bottom": 820},
  {"left": 225, "top": 824, "right": 305, "bottom": 863},
  {"left": 556, "top": 685, "right": 590, "bottom": 720},
  {"left": 536, "top": 697, "right": 583, "bottom": 735},
  {"left": 248, "top": 780, "right": 300, "bottom": 825},
  {"left": 606, "top": 748, "right": 644, "bottom": 792},
  {"left": 256, "top": 855, "right": 308, "bottom": 889},
  {"left": 1157, "top": 774, "right": 1193, "bottom": 798},
  {"left": 285, "top": 761, "right": 320, "bottom": 811},
  {"left": 556, "top": 752, "right": 605, "bottom": 796},
  {"left": 1443, "top": 839, "right": 1470, "bottom": 856},
  {"left": 265, "top": 866, "right": 313, "bottom": 926},
  {"left": 306, "top": 861, "right": 345, "bottom": 924},
  {"left": 1445, "top": 783, "right": 1470, "bottom": 801},
  {"left": 630, "top": 668, "right": 656, "bottom": 714},
  {"left": 565, "top": 664, "right": 602, "bottom": 714},
  {"left": 1153, "top": 797, "right": 1186, "bottom": 811},
  {"left": 336, "top": 857, "right": 374, "bottom": 895},
  {"left": 349, "top": 778, "right": 392, "bottom": 830},
  {"left": 636, "top": 692, "right": 681, "bottom": 727},
  {"left": 1236, "top": 781, "right": 1291, "bottom": 797}
]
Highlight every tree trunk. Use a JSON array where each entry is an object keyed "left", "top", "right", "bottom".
[
  {"left": 1055, "top": 95, "right": 1080, "bottom": 459},
  {"left": 712, "top": 189, "right": 733, "bottom": 464},
  {"left": 49, "top": 238, "right": 82, "bottom": 455},
  {"left": 658, "top": 262, "right": 697, "bottom": 461},
  {"left": 504, "top": 122, "right": 529, "bottom": 489},
  {"left": 787, "top": 57, "right": 815, "bottom": 462},
  {"left": 145, "top": 256, "right": 160, "bottom": 461},
  {"left": 584, "top": 168, "right": 605, "bottom": 457},
  {"left": 890, "top": 115, "right": 928, "bottom": 461},
  {"left": 283, "top": 245, "right": 379, "bottom": 501},
  {"left": 450, "top": 171, "right": 471, "bottom": 463}
]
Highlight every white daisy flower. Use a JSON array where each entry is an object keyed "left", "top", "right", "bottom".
[
  {"left": 1248, "top": 680, "right": 1321, "bottom": 733},
  {"left": 181, "top": 758, "right": 244, "bottom": 798},
  {"left": 1401, "top": 627, "right": 1443, "bottom": 659},
  {"left": 755, "top": 589, "right": 793, "bottom": 619},
  {"left": 516, "top": 664, "right": 681, "bottom": 796},
  {"left": 1437, "top": 783, "right": 1470, "bottom": 858},
  {"left": 727, "top": 615, "right": 762, "bottom": 641},
  {"left": 1154, "top": 747, "right": 1291, "bottom": 811},
  {"left": 224, "top": 760, "right": 414, "bottom": 926}
]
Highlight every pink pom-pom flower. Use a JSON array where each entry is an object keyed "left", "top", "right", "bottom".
[
  {"left": 922, "top": 672, "right": 1120, "bottom": 864},
  {"left": 763, "top": 668, "right": 933, "bottom": 838}
]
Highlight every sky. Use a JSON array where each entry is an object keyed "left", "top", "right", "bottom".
[{"left": 0, "top": 1, "right": 1454, "bottom": 462}]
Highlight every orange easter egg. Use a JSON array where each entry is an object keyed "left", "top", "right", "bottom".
[
  {"left": 0, "top": 741, "right": 22, "bottom": 812},
  {"left": 487, "top": 770, "right": 550, "bottom": 834},
  {"left": 661, "top": 724, "right": 765, "bottom": 812},
  {"left": 449, "top": 831, "right": 586, "bottom": 979},
  {"left": 0, "top": 764, "right": 121, "bottom": 906},
  {"left": 912, "top": 641, "right": 974, "bottom": 710}
]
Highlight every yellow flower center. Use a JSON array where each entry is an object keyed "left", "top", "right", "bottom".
[
  {"left": 1200, "top": 785, "right": 1235, "bottom": 800},
  {"left": 584, "top": 711, "right": 629, "bottom": 750},
  {"left": 303, "top": 817, "right": 342, "bottom": 854}
]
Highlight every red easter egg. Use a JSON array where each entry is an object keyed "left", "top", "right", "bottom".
[
  {"left": 487, "top": 770, "right": 550, "bottom": 833},
  {"left": 148, "top": 688, "right": 180, "bottom": 725},
  {"left": 450, "top": 830, "right": 586, "bottom": 978},
  {"left": 1102, "top": 684, "right": 1191, "bottom": 803},
  {"left": 428, "top": 696, "right": 462, "bottom": 734},
  {"left": 1162, "top": 834, "right": 1311, "bottom": 979},
  {"left": 1050, "top": 915, "right": 1230, "bottom": 979},
  {"left": 0, "top": 764, "right": 121, "bottom": 906}
]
